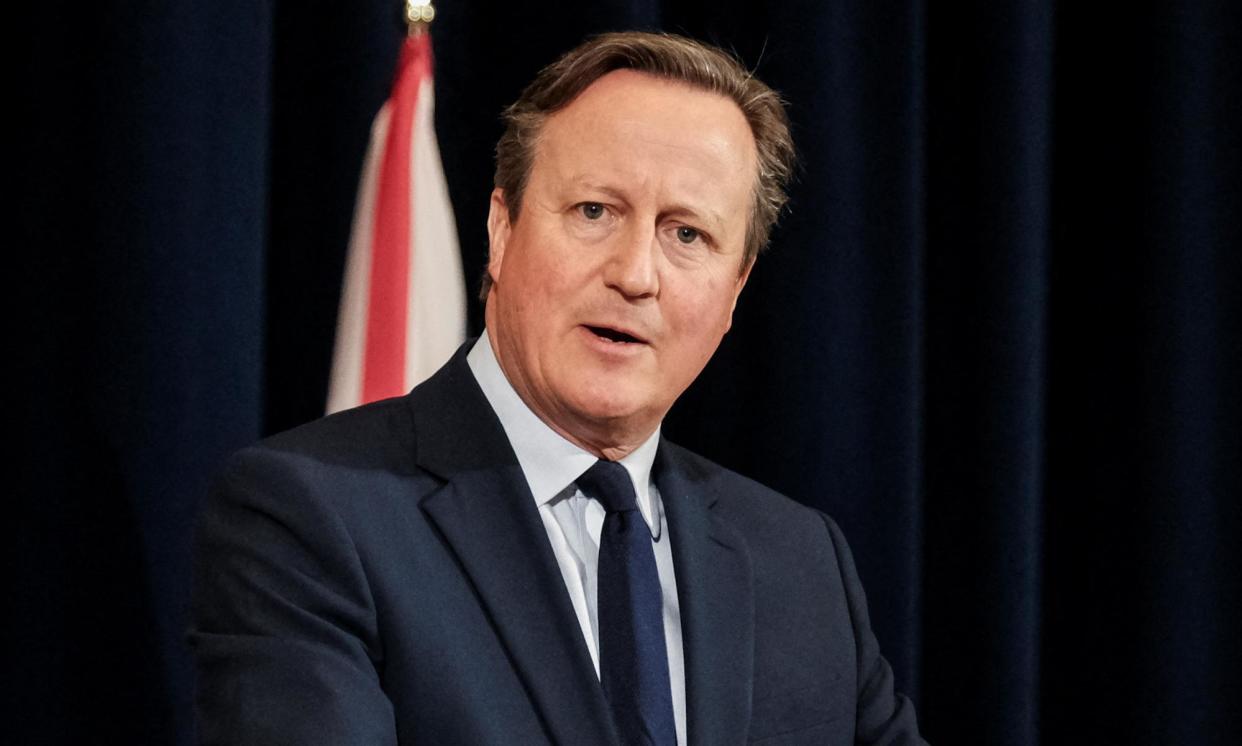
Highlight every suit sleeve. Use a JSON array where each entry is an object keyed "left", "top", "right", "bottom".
[
  {"left": 820, "top": 513, "right": 927, "bottom": 745},
  {"left": 188, "top": 446, "right": 398, "bottom": 746}
]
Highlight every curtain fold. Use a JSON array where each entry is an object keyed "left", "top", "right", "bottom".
[{"left": 18, "top": 0, "right": 1239, "bottom": 743}]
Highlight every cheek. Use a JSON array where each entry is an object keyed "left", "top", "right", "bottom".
[
  {"left": 509, "top": 258, "right": 583, "bottom": 336},
  {"left": 518, "top": 238, "right": 580, "bottom": 291},
  {"left": 669, "top": 278, "right": 736, "bottom": 331}
]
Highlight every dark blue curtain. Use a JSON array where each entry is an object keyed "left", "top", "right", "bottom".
[{"left": 15, "top": 0, "right": 1240, "bottom": 743}]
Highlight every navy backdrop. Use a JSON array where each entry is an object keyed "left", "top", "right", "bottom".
[{"left": 14, "top": 0, "right": 1241, "bottom": 744}]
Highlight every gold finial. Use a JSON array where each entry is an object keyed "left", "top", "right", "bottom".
[{"left": 406, "top": 0, "right": 436, "bottom": 31}]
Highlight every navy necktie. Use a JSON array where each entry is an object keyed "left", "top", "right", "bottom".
[{"left": 577, "top": 459, "right": 676, "bottom": 746}]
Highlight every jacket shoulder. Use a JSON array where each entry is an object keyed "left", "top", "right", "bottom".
[
  {"left": 250, "top": 395, "right": 420, "bottom": 474},
  {"left": 660, "top": 440, "right": 831, "bottom": 535}
]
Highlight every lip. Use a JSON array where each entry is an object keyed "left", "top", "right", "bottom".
[
  {"left": 581, "top": 322, "right": 650, "bottom": 345},
  {"left": 578, "top": 323, "right": 651, "bottom": 353}
]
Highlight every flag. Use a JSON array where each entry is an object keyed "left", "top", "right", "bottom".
[{"left": 327, "top": 30, "right": 466, "bottom": 414}]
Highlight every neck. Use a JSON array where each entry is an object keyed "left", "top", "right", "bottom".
[
  {"left": 483, "top": 307, "right": 659, "bottom": 462},
  {"left": 557, "top": 425, "right": 648, "bottom": 463}
]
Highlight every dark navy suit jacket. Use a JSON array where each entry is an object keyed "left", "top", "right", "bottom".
[{"left": 189, "top": 345, "right": 924, "bottom": 744}]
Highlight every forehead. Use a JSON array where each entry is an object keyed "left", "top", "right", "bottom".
[{"left": 530, "top": 70, "right": 758, "bottom": 222}]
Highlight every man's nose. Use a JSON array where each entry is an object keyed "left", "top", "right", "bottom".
[{"left": 602, "top": 222, "right": 659, "bottom": 299}]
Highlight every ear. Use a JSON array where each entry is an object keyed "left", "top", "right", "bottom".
[
  {"left": 723, "top": 258, "right": 755, "bottom": 333},
  {"left": 486, "top": 188, "right": 511, "bottom": 283}
]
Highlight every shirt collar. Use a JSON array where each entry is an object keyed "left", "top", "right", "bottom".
[{"left": 467, "top": 331, "right": 661, "bottom": 526}]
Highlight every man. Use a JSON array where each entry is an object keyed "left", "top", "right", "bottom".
[{"left": 191, "top": 32, "right": 925, "bottom": 745}]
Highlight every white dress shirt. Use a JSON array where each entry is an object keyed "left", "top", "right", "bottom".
[{"left": 467, "top": 332, "right": 687, "bottom": 745}]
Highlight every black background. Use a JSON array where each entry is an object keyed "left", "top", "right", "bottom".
[{"left": 15, "top": 0, "right": 1241, "bottom": 743}]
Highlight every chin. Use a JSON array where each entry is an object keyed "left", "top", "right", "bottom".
[
  {"left": 565, "top": 385, "right": 652, "bottom": 427},
  {"left": 573, "top": 398, "right": 642, "bottom": 424}
]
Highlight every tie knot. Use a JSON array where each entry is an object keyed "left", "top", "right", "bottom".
[{"left": 576, "top": 459, "right": 639, "bottom": 513}]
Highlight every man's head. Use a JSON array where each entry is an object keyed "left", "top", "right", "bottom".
[
  {"left": 484, "top": 32, "right": 795, "bottom": 459},
  {"left": 486, "top": 32, "right": 795, "bottom": 298}
]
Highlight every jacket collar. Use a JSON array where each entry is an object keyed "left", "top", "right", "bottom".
[
  {"left": 409, "top": 344, "right": 755, "bottom": 745},
  {"left": 655, "top": 440, "right": 756, "bottom": 746},
  {"left": 409, "top": 344, "right": 619, "bottom": 745}
]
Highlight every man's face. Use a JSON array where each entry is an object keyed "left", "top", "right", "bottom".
[{"left": 485, "top": 69, "right": 757, "bottom": 455}]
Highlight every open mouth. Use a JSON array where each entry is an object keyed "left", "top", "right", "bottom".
[{"left": 586, "top": 325, "right": 644, "bottom": 344}]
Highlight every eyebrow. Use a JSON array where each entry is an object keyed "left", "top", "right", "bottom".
[
  {"left": 662, "top": 205, "right": 727, "bottom": 234},
  {"left": 569, "top": 179, "right": 629, "bottom": 203}
]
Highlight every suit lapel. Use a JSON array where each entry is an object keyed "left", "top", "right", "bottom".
[
  {"left": 657, "top": 442, "right": 755, "bottom": 746},
  {"left": 409, "top": 347, "right": 619, "bottom": 746}
]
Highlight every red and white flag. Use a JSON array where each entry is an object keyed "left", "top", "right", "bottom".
[{"left": 327, "top": 31, "right": 466, "bottom": 414}]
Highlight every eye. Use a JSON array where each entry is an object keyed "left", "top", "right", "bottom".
[
  {"left": 675, "top": 226, "right": 701, "bottom": 244},
  {"left": 578, "top": 202, "right": 606, "bottom": 220}
]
